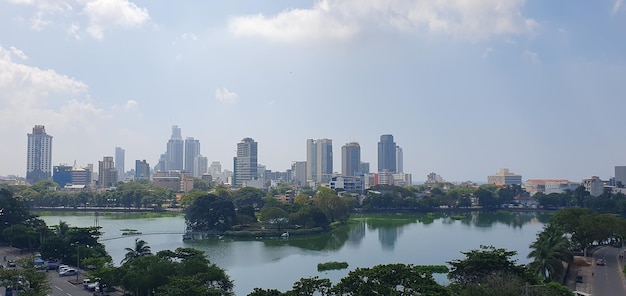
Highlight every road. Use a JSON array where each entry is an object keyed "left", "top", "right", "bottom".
[
  {"left": 592, "top": 246, "right": 626, "bottom": 296},
  {"left": 46, "top": 270, "right": 97, "bottom": 296}
]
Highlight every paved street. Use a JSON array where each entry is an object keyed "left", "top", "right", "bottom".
[
  {"left": 0, "top": 246, "right": 121, "bottom": 296},
  {"left": 591, "top": 246, "right": 626, "bottom": 296}
]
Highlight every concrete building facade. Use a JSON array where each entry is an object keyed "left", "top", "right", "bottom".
[
  {"left": 233, "top": 138, "right": 258, "bottom": 187},
  {"left": 26, "top": 125, "right": 53, "bottom": 184},
  {"left": 341, "top": 142, "right": 360, "bottom": 177},
  {"left": 378, "top": 134, "right": 396, "bottom": 173}
]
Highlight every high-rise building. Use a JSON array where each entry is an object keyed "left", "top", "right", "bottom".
[
  {"left": 53, "top": 164, "right": 92, "bottom": 188},
  {"left": 360, "top": 162, "right": 370, "bottom": 174},
  {"left": 209, "top": 161, "right": 222, "bottom": 176},
  {"left": 233, "top": 138, "right": 258, "bottom": 187},
  {"left": 166, "top": 125, "right": 184, "bottom": 171},
  {"left": 395, "top": 146, "right": 403, "bottom": 173},
  {"left": 306, "top": 139, "right": 333, "bottom": 184},
  {"left": 135, "top": 160, "right": 150, "bottom": 179},
  {"left": 378, "top": 134, "right": 396, "bottom": 173},
  {"left": 98, "top": 156, "right": 118, "bottom": 188},
  {"left": 341, "top": 142, "right": 361, "bottom": 177},
  {"left": 184, "top": 137, "right": 201, "bottom": 176},
  {"left": 194, "top": 155, "right": 208, "bottom": 178},
  {"left": 616, "top": 166, "right": 626, "bottom": 188},
  {"left": 115, "top": 146, "right": 125, "bottom": 177},
  {"left": 53, "top": 165, "right": 73, "bottom": 188},
  {"left": 291, "top": 161, "right": 307, "bottom": 187},
  {"left": 26, "top": 125, "right": 53, "bottom": 184}
]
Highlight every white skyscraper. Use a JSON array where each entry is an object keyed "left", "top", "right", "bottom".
[
  {"left": 26, "top": 125, "right": 53, "bottom": 184},
  {"left": 396, "top": 146, "right": 403, "bottom": 173}
]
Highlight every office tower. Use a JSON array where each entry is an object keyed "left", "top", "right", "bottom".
[
  {"left": 378, "top": 134, "right": 396, "bottom": 173},
  {"left": 291, "top": 161, "right": 307, "bottom": 187},
  {"left": 360, "top": 162, "right": 370, "bottom": 174},
  {"left": 166, "top": 125, "right": 184, "bottom": 170},
  {"left": 26, "top": 125, "right": 53, "bottom": 184},
  {"left": 53, "top": 164, "right": 91, "bottom": 188},
  {"left": 135, "top": 160, "right": 150, "bottom": 179},
  {"left": 155, "top": 154, "right": 166, "bottom": 172},
  {"left": 115, "top": 147, "right": 125, "bottom": 177},
  {"left": 233, "top": 138, "right": 258, "bottom": 187},
  {"left": 194, "top": 155, "right": 208, "bottom": 178},
  {"left": 209, "top": 161, "right": 222, "bottom": 176},
  {"left": 616, "top": 166, "right": 626, "bottom": 188},
  {"left": 184, "top": 137, "right": 201, "bottom": 176},
  {"left": 396, "top": 146, "right": 403, "bottom": 173},
  {"left": 98, "top": 156, "right": 117, "bottom": 188},
  {"left": 341, "top": 142, "right": 361, "bottom": 177},
  {"left": 53, "top": 165, "right": 73, "bottom": 188},
  {"left": 306, "top": 138, "right": 333, "bottom": 184}
]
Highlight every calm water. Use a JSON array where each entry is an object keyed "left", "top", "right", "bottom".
[{"left": 39, "top": 211, "right": 549, "bottom": 295}]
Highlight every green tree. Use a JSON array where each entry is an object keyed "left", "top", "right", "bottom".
[
  {"left": 333, "top": 263, "right": 450, "bottom": 295},
  {"left": 447, "top": 245, "right": 536, "bottom": 286},
  {"left": 313, "top": 188, "right": 349, "bottom": 222},
  {"left": 527, "top": 224, "right": 573, "bottom": 282},
  {"left": 474, "top": 188, "right": 499, "bottom": 208},
  {"left": 233, "top": 187, "right": 267, "bottom": 208},
  {"left": 185, "top": 193, "right": 236, "bottom": 232},
  {"left": 121, "top": 238, "right": 153, "bottom": 264},
  {"left": 260, "top": 207, "right": 289, "bottom": 231},
  {"left": 288, "top": 277, "right": 332, "bottom": 296}
]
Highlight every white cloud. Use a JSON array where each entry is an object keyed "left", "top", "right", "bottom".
[
  {"left": 524, "top": 49, "right": 541, "bottom": 64},
  {"left": 9, "top": 47, "right": 28, "bottom": 60},
  {"left": 229, "top": 0, "right": 538, "bottom": 43},
  {"left": 7, "top": 0, "right": 149, "bottom": 39},
  {"left": 0, "top": 44, "right": 105, "bottom": 133},
  {"left": 215, "top": 87, "right": 238, "bottom": 103},
  {"left": 112, "top": 100, "right": 139, "bottom": 112},
  {"left": 84, "top": 0, "right": 150, "bottom": 40},
  {"left": 612, "top": 0, "right": 623, "bottom": 14}
]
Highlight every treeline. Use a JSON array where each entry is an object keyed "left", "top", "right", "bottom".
[{"left": 8, "top": 179, "right": 176, "bottom": 209}]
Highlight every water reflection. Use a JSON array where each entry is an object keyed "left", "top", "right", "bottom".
[{"left": 38, "top": 210, "right": 549, "bottom": 295}]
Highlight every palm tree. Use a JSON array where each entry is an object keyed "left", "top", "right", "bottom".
[
  {"left": 121, "top": 238, "right": 152, "bottom": 264},
  {"left": 527, "top": 224, "right": 573, "bottom": 281}
]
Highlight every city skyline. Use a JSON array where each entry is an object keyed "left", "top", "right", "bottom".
[{"left": 1, "top": 1, "right": 626, "bottom": 182}]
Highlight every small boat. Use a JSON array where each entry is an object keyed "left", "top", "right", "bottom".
[{"left": 281, "top": 232, "right": 289, "bottom": 238}]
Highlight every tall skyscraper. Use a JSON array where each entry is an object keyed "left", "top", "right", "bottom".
[
  {"left": 184, "top": 137, "right": 200, "bottom": 176},
  {"left": 26, "top": 125, "right": 53, "bottom": 184},
  {"left": 616, "top": 166, "right": 626, "bottom": 188},
  {"left": 378, "top": 134, "right": 396, "bottom": 173},
  {"left": 98, "top": 156, "right": 117, "bottom": 188},
  {"left": 194, "top": 155, "right": 208, "bottom": 178},
  {"left": 115, "top": 146, "right": 125, "bottom": 177},
  {"left": 135, "top": 160, "right": 150, "bottom": 179},
  {"left": 306, "top": 138, "right": 333, "bottom": 184},
  {"left": 341, "top": 142, "right": 361, "bottom": 177},
  {"left": 396, "top": 146, "right": 403, "bottom": 173},
  {"left": 166, "top": 125, "right": 184, "bottom": 170},
  {"left": 233, "top": 138, "right": 258, "bottom": 187}
]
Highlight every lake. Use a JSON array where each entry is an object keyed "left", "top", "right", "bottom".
[{"left": 38, "top": 210, "right": 550, "bottom": 295}]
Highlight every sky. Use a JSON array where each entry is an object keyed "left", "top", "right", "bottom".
[{"left": 1, "top": 0, "right": 626, "bottom": 183}]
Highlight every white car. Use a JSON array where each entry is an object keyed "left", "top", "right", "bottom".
[{"left": 59, "top": 268, "right": 77, "bottom": 276}]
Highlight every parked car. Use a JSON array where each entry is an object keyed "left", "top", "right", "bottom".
[
  {"left": 596, "top": 258, "right": 606, "bottom": 266},
  {"left": 59, "top": 268, "right": 77, "bottom": 276},
  {"left": 86, "top": 281, "right": 99, "bottom": 291}
]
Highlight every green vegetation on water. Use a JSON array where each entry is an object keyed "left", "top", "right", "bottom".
[{"left": 317, "top": 261, "right": 349, "bottom": 271}]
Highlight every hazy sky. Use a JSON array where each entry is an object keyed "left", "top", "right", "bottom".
[{"left": 1, "top": 0, "right": 625, "bottom": 183}]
